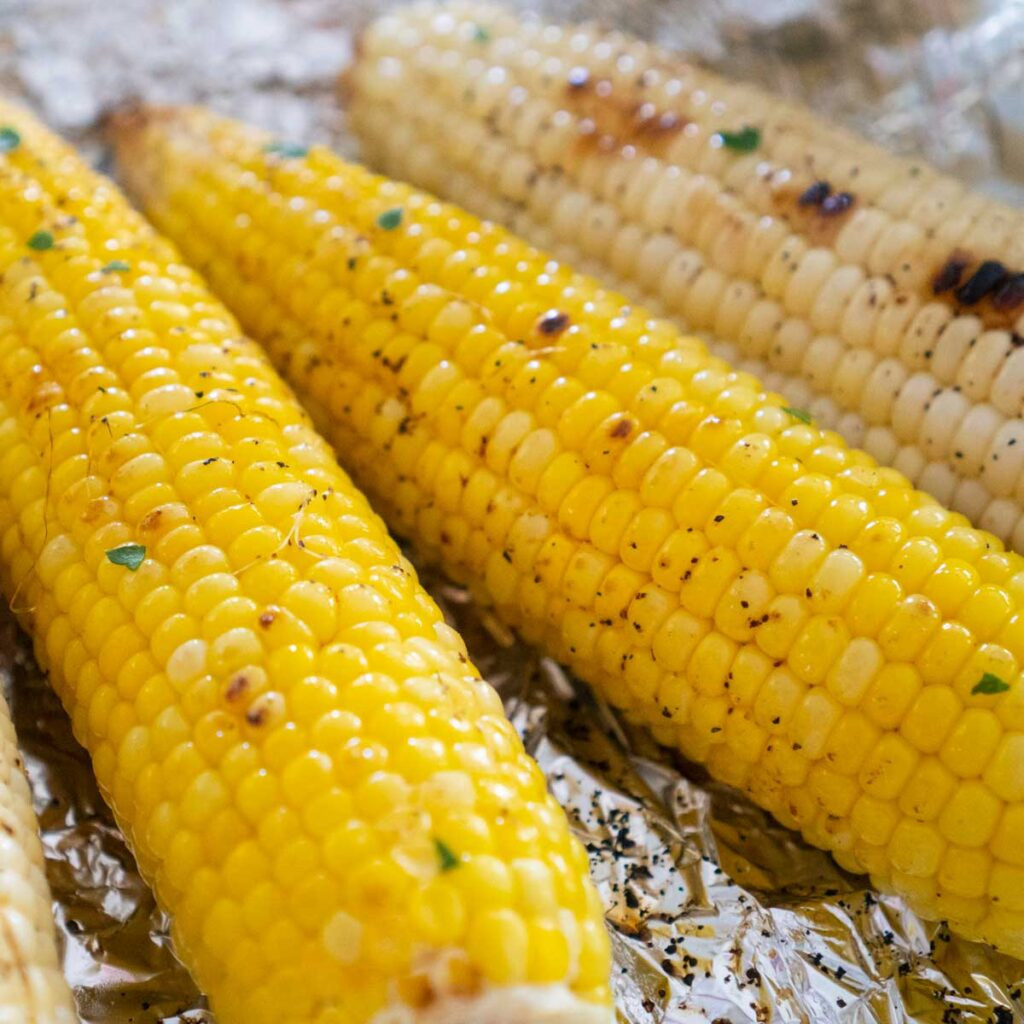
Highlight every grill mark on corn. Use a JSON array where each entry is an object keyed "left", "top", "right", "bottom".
[
  {"left": 562, "top": 73, "right": 688, "bottom": 158},
  {"left": 770, "top": 182, "right": 854, "bottom": 248},
  {"left": 930, "top": 253, "right": 1024, "bottom": 330},
  {"left": 224, "top": 671, "right": 250, "bottom": 702}
]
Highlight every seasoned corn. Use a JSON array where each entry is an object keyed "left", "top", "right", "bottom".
[
  {"left": 347, "top": 2, "right": 1024, "bottom": 551},
  {"left": 114, "top": 103, "right": 1024, "bottom": 959},
  {"left": 0, "top": 686, "right": 76, "bottom": 1023},
  {"left": 0, "top": 101, "right": 612, "bottom": 1024}
]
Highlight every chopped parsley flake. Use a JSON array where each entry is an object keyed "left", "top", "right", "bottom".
[
  {"left": 472, "top": 24, "right": 491, "bottom": 42},
  {"left": 27, "top": 230, "right": 53, "bottom": 251},
  {"left": 716, "top": 125, "right": 761, "bottom": 152},
  {"left": 434, "top": 838, "right": 460, "bottom": 872},
  {"left": 0, "top": 127, "right": 20, "bottom": 153},
  {"left": 972, "top": 672, "right": 1010, "bottom": 695},
  {"left": 264, "top": 141, "right": 309, "bottom": 158},
  {"left": 376, "top": 207, "right": 403, "bottom": 230},
  {"left": 106, "top": 543, "right": 146, "bottom": 571},
  {"left": 101, "top": 259, "right": 131, "bottom": 274},
  {"left": 782, "top": 406, "right": 812, "bottom": 424}
]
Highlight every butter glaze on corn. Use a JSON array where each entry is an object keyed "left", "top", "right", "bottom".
[
  {"left": 0, "top": 686, "right": 76, "bottom": 1022},
  {"left": 113, "top": 104, "right": 1024, "bottom": 958},
  {"left": 347, "top": 2, "right": 1024, "bottom": 551},
  {"left": 0, "top": 102, "right": 611, "bottom": 1024}
]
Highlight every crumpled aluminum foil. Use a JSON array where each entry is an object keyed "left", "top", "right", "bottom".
[{"left": 0, "top": 0, "right": 1022, "bottom": 1022}]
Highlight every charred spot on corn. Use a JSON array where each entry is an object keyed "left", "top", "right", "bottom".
[
  {"left": 714, "top": 125, "right": 760, "bottom": 152},
  {"left": 632, "top": 106, "right": 684, "bottom": 139},
  {"left": 932, "top": 254, "right": 1023, "bottom": 324},
  {"left": 27, "top": 230, "right": 53, "bottom": 251},
  {"left": 798, "top": 180, "right": 831, "bottom": 207},
  {"left": 972, "top": 672, "right": 1011, "bottom": 695},
  {"left": 537, "top": 309, "right": 570, "bottom": 335},
  {"left": 243, "top": 693, "right": 281, "bottom": 728},
  {"left": 955, "top": 260, "right": 1008, "bottom": 305},
  {"left": 376, "top": 207, "right": 403, "bottom": 230},
  {"left": 993, "top": 273, "right": 1024, "bottom": 311},
  {"left": 794, "top": 179, "right": 856, "bottom": 217},
  {"left": 105, "top": 543, "right": 146, "bottom": 571},
  {"left": 0, "top": 126, "right": 20, "bottom": 153},
  {"left": 932, "top": 256, "right": 968, "bottom": 295},
  {"left": 224, "top": 672, "right": 250, "bottom": 702},
  {"left": 434, "top": 838, "right": 460, "bottom": 871},
  {"left": 820, "top": 191, "right": 855, "bottom": 216}
]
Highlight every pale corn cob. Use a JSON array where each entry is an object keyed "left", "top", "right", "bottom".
[
  {"left": 0, "top": 101, "right": 611, "bottom": 1024},
  {"left": 347, "top": 2, "right": 1024, "bottom": 551},
  {"left": 0, "top": 687, "right": 76, "bottom": 1024},
  {"left": 114, "top": 103, "right": 1024, "bottom": 959}
]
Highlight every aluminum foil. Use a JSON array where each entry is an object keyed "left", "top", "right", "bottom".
[{"left": 0, "top": 0, "right": 1022, "bottom": 1022}]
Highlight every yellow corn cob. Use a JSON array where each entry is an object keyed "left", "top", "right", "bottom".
[
  {"left": 0, "top": 101, "right": 611, "bottom": 1024},
  {"left": 113, "top": 102, "right": 1024, "bottom": 960},
  {"left": 0, "top": 686, "right": 76, "bottom": 1023},
  {"left": 347, "top": 2, "right": 1024, "bottom": 552}
]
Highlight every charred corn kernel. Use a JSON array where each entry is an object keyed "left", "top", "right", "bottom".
[
  {"left": 115, "top": 105, "right": 1024, "bottom": 958},
  {"left": 349, "top": 2, "right": 1024, "bottom": 552},
  {"left": 0, "top": 103, "right": 611, "bottom": 1024},
  {"left": 0, "top": 686, "right": 76, "bottom": 1022}
]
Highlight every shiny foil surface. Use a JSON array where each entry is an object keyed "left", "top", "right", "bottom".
[{"left": 0, "top": 0, "right": 1022, "bottom": 1021}]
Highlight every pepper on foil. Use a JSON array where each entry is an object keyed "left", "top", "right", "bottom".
[{"left": 1, "top": 0, "right": 1023, "bottom": 1022}]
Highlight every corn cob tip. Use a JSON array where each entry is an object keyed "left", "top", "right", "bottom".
[
  {"left": 107, "top": 103, "right": 199, "bottom": 205},
  {"left": 371, "top": 985, "right": 616, "bottom": 1024},
  {"left": 339, "top": 15, "right": 381, "bottom": 104},
  {"left": 105, "top": 102, "right": 177, "bottom": 145}
]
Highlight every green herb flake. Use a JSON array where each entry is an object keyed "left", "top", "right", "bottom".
[
  {"left": 101, "top": 259, "right": 131, "bottom": 274},
  {"left": 106, "top": 543, "right": 146, "bottom": 571},
  {"left": 264, "top": 141, "right": 309, "bottom": 158},
  {"left": 27, "top": 230, "right": 53, "bottom": 251},
  {"left": 0, "top": 127, "right": 21, "bottom": 154},
  {"left": 434, "top": 838, "right": 460, "bottom": 872},
  {"left": 376, "top": 207, "right": 403, "bottom": 231},
  {"left": 782, "top": 406, "right": 812, "bottom": 424},
  {"left": 972, "top": 672, "right": 1011, "bottom": 696},
  {"left": 716, "top": 125, "right": 761, "bottom": 152},
  {"left": 472, "top": 24, "right": 491, "bottom": 42}
]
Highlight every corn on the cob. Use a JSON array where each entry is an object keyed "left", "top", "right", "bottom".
[
  {"left": 113, "top": 102, "right": 1024, "bottom": 960},
  {"left": 346, "top": 2, "right": 1024, "bottom": 552},
  {"left": 0, "top": 685, "right": 76, "bottom": 1024},
  {"left": 0, "top": 101, "right": 611, "bottom": 1024}
]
